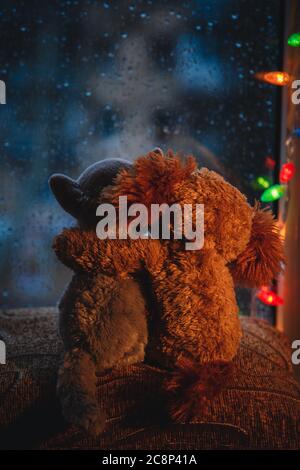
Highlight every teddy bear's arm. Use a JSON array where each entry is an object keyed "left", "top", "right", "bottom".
[
  {"left": 53, "top": 227, "right": 168, "bottom": 277},
  {"left": 53, "top": 227, "right": 140, "bottom": 275},
  {"left": 53, "top": 227, "right": 100, "bottom": 272}
]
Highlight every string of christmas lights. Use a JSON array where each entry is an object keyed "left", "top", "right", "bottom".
[{"left": 253, "top": 33, "right": 299, "bottom": 306}]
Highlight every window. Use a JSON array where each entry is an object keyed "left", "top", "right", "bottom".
[{"left": 0, "top": 0, "right": 282, "bottom": 321}]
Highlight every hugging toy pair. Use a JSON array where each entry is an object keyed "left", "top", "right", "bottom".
[{"left": 49, "top": 149, "right": 284, "bottom": 435}]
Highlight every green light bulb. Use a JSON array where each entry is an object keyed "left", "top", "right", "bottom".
[
  {"left": 251, "top": 176, "right": 272, "bottom": 191},
  {"left": 260, "top": 184, "right": 286, "bottom": 202},
  {"left": 288, "top": 32, "right": 300, "bottom": 47}
]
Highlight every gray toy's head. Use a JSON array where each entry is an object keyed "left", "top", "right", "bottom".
[{"left": 49, "top": 158, "right": 132, "bottom": 227}]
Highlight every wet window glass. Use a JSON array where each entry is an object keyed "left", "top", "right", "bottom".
[{"left": 0, "top": 0, "right": 282, "bottom": 320}]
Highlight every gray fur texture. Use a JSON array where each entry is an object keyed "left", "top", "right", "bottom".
[
  {"left": 50, "top": 158, "right": 149, "bottom": 434},
  {"left": 57, "top": 274, "right": 147, "bottom": 434}
]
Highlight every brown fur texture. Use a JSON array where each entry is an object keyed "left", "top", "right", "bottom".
[
  {"left": 52, "top": 150, "right": 284, "bottom": 433},
  {"left": 164, "top": 358, "right": 234, "bottom": 421},
  {"left": 105, "top": 150, "right": 197, "bottom": 209},
  {"left": 230, "top": 205, "right": 285, "bottom": 287}
]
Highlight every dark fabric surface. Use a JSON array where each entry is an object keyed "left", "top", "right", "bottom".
[{"left": 0, "top": 307, "right": 299, "bottom": 450}]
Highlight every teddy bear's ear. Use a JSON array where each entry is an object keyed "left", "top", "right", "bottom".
[
  {"left": 53, "top": 228, "right": 100, "bottom": 272},
  {"left": 104, "top": 149, "right": 197, "bottom": 208},
  {"left": 230, "top": 206, "right": 285, "bottom": 288}
]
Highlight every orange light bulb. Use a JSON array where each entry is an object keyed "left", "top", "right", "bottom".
[{"left": 262, "top": 71, "right": 291, "bottom": 86}]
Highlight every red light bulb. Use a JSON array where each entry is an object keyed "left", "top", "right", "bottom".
[
  {"left": 257, "top": 287, "right": 284, "bottom": 306},
  {"left": 280, "top": 162, "right": 295, "bottom": 183},
  {"left": 265, "top": 156, "right": 276, "bottom": 170}
]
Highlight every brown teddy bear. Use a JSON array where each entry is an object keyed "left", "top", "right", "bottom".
[{"left": 50, "top": 150, "right": 284, "bottom": 434}]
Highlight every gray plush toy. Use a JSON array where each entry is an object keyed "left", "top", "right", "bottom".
[{"left": 49, "top": 158, "right": 149, "bottom": 434}]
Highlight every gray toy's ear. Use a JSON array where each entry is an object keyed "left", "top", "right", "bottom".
[{"left": 48, "top": 174, "right": 85, "bottom": 219}]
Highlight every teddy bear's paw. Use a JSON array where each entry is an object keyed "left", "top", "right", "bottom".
[{"left": 62, "top": 396, "right": 106, "bottom": 436}]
